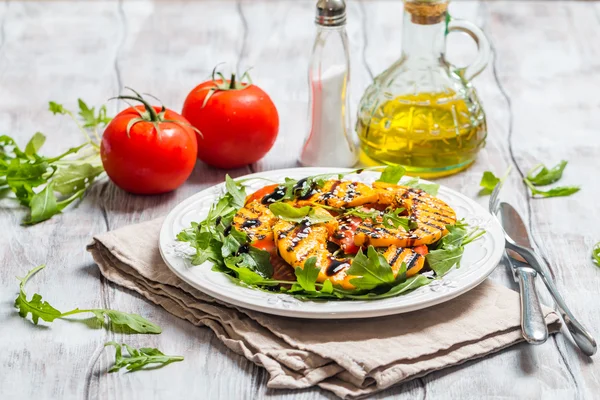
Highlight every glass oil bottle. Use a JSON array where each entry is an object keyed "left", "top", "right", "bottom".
[{"left": 356, "top": 0, "right": 490, "bottom": 177}]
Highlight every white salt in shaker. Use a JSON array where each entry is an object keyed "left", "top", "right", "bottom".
[{"left": 299, "top": 0, "right": 357, "bottom": 167}]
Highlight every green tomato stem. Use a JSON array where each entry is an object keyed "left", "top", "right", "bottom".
[{"left": 117, "top": 95, "right": 160, "bottom": 122}]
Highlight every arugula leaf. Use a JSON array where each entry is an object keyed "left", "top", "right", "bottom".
[
  {"left": 426, "top": 246, "right": 464, "bottom": 276},
  {"left": 225, "top": 174, "right": 246, "bottom": 209},
  {"left": 321, "top": 279, "right": 334, "bottom": 294},
  {"left": 52, "top": 163, "right": 104, "bottom": 196},
  {"left": 345, "top": 207, "right": 381, "bottom": 220},
  {"left": 402, "top": 177, "right": 440, "bottom": 196},
  {"left": 343, "top": 275, "right": 431, "bottom": 300},
  {"left": 224, "top": 256, "right": 270, "bottom": 285},
  {"left": 1, "top": 100, "right": 110, "bottom": 224},
  {"left": 90, "top": 310, "right": 162, "bottom": 334},
  {"left": 221, "top": 228, "right": 248, "bottom": 258},
  {"left": 105, "top": 342, "right": 183, "bottom": 373},
  {"left": 438, "top": 224, "right": 468, "bottom": 249},
  {"left": 524, "top": 180, "right": 580, "bottom": 198},
  {"left": 14, "top": 265, "right": 63, "bottom": 324},
  {"left": 381, "top": 208, "right": 416, "bottom": 231},
  {"left": 24, "top": 182, "right": 60, "bottom": 225},
  {"left": 48, "top": 101, "right": 67, "bottom": 115},
  {"left": 526, "top": 160, "right": 567, "bottom": 186},
  {"left": 240, "top": 246, "right": 273, "bottom": 278},
  {"left": 78, "top": 99, "right": 112, "bottom": 129},
  {"left": 15, "top": 265, "right": 161, "bottom": 333},
  {"left": 294, "top": 257, "right": 321, "bottom": 292},
  {"left": 592, "top": 243, "right": 600, "bottom": 267},
  {"left": 24, "top": 132, "right": 46, "bottom": 157},
  {"left": 479, "top": 171, "right": 500, "bottom": 195},
  {"left": 522, "top": 160, "right": 579, "bottom": 198},
  {"left": 348, "top": 247, "right": 395, "bottom": 289},
  {"left": 376, "top": 165, "right": 406, "bottom": 184},
  {"left": 268, "top": 202, "right": 333, "bottom": 224},
  {"left": 269, "top": 202, "right": 310, "bottom": 219}
]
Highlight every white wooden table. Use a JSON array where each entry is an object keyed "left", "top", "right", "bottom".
[{"left": 1, "top": 1, "right": 599, "bottom": 398}]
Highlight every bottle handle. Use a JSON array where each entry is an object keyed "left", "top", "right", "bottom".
[{"left": 446, "top": 18, "right": 491, "bottom": 81}]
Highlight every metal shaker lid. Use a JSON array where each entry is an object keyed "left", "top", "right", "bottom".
[{"left": 315, "top": 0, "right": 346, "bottom": 27}]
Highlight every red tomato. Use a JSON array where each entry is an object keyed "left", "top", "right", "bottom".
[
  {"left": 251, "top": 237, "right": 277, "bottom": 254},
  {"left": 245, "top": 184, "right": 280, "bottom": 204},
  {"left": 182, "top": 73, "right": 279, "bottom": 169},
  {"left": 332, "top": 216, "right": 362, "bottom": 255},
  {"left": 413, "top": 245, "right": 429, "bottom": 256},
  {"left": 101, "top": 95, "right": 197, "bottom": 195}
]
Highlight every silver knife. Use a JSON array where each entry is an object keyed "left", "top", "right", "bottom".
[
  {"left": 499, "top": 202, "right": 597, "bottom": 356},
  {"left": 496, "top": 206, "right": 548, "bottom": 344}
]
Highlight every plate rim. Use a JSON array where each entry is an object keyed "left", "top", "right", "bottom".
[{"left": 159, "top": 167, "right": 505, "bottom": 319}]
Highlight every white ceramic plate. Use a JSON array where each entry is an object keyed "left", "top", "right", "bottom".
[{"left": 159, "top": 168, "right": 504, "bottom": 319}]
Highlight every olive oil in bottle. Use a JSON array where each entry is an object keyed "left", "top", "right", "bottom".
[
  {"left": 357, "top": 91, "right": 486, "bottom": 177},
  {"left": 356, "top": 0, "right": 490, "bottom": 178}
]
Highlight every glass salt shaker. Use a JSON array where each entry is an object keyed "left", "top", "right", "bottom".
[{"left": 299, "top": 0, "right": 357, "bottom": 167}]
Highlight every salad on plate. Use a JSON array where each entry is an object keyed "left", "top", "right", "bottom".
[{"left": 177, "top": 167, "right": 485, "bottom": 301}]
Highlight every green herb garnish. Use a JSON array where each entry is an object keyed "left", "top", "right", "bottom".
[
  {"left": 105, "top": 342, "right": 183, "bottom": 373},
  {"left": 346, "top": 206, "right": 415, "bottom": 231},
  {"left": 268, "top": 202, "right": 333, "bottom": 224},
  {"left": 426, "top": 224, "right": 485, "bottom": 277},
  {"left": 381, "top": 208, "right": 417, "bottom": 231},
  {"left": 15, "top": 265, "right": 161, "bottom": 333},
  {"left": 1, "top": 100, "right": 109, "bottom": 224},
  {"left": 294, "top": 257, "right": 321, "bottom": 292},
  {"left": 376, "top": 165, "right": 406, "bottom": 184},
  {"left": 402, "top": 177, "right": 440, "bottom": 196},
  {"left": 523, "top": 160, "right": 579, "bottom": 198},
  {"left": 593, "top": 243, "right": 600, "bottom": 267},
  {"left": 347, "top": 247, "right": 395, "bottom": 289}
]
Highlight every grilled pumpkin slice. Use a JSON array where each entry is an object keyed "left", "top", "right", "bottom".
[
  {"left": 295, "top": 180, "right": 379, "bottom": 209},
  {"left": 382, "top": 245, "right": 426, "bottom": 277},
  {"left": 232, "top": 200, "right": 279, "bottom": 242},
  {"left": 273, "top": 219, "right": 359, "bottom": 289},
  {"left": 352, "top": 183, "right": 456, "bottom": 248}
]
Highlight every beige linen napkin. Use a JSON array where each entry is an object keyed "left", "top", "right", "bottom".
[{"left": 87, "top": 218, "right": 560, "bottom": 399}]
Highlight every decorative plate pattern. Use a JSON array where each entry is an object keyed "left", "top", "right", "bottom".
[{"left": 159, "top": 168, "right": 505, "bottom": 319}]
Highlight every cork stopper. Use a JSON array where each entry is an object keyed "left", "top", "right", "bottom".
[{"left": 404, "top": 0, "right": 448, "bottom": 25}]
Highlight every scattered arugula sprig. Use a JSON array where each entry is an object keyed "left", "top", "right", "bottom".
[
  {"left": 15, "top": 265, "right": 161, "bottom": 333},
  {"left": 479, "top": 171, "right": 500, "bottom": 195},
  {"left": 526, "top": 160, "right": 567, "bottom": 186},
  {"left": 1, "top": 100, "right": 110, "bottom": 224},
  {"left": 478, "top": 167, "right": 511, "bottom": 196},
  {"left": 105, "top": 342, "right": 183, "bottom": 373},
  {"left": 592, "top": 242, "right": 600, "bottom": 267},
  {"left": 523, "top": 160, "right": 579, "bottom": 198}
]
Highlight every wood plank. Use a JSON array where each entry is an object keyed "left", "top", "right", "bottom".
[
  {"left": 0, "top": 2, "right": 122, "bottom": 400},
  {"left": 487, "top": 1, "right": 600, "bottom": 398},
  {"left": 87, "top": 2, "right": 266, "bottom": 399}
]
